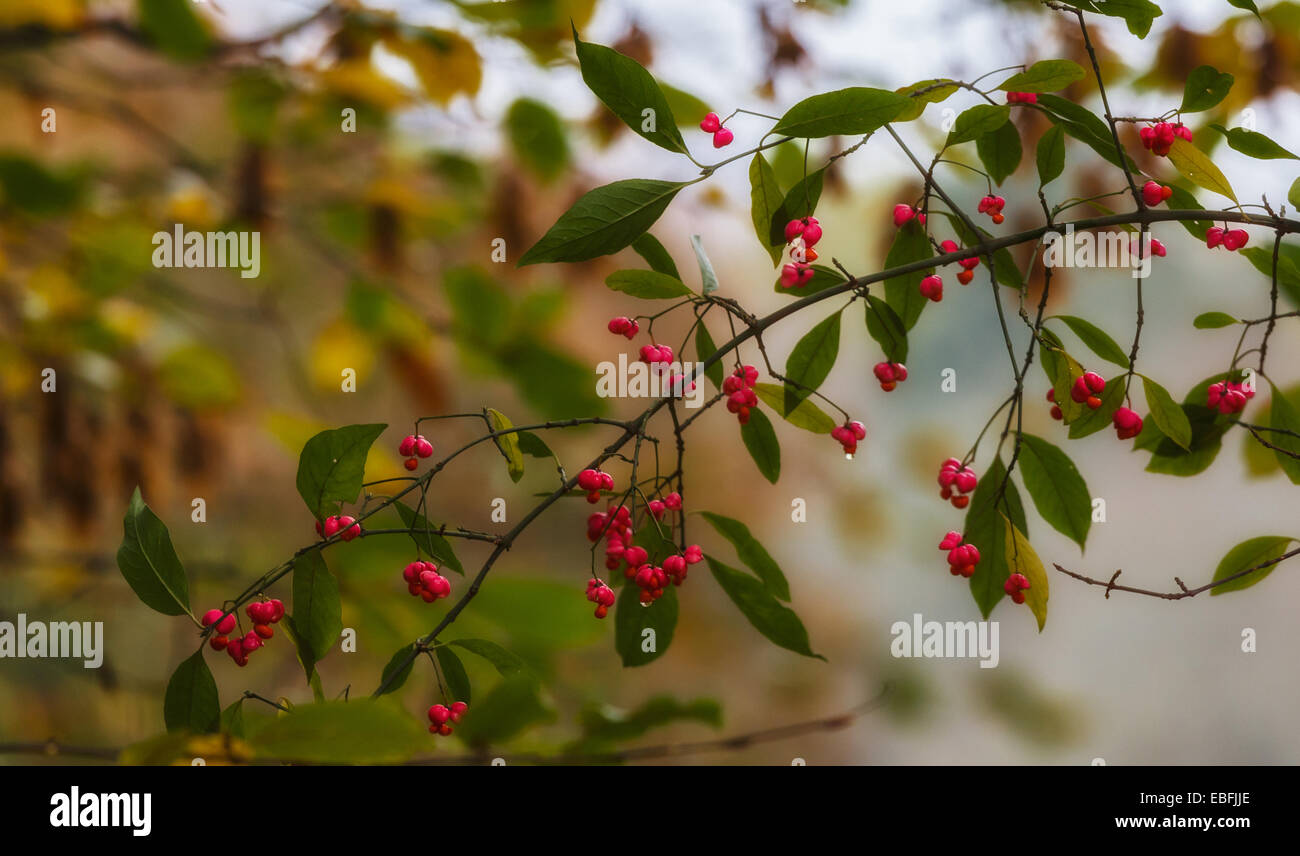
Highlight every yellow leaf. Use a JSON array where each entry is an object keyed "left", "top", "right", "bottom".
[
  {"left": 1169, "top": 138, "right": 1237, "bottom": 203},
  {"left": 382, "top": 28, "right": 481, "bottom": 106},
  {"left": 0, "top": 0, "right": 83, "bottom": 29},
  {"left": 310, "top": 318, "right": 376, "bottom": 392},
  {"left": 1003, "top": 515, "right": 1050, "bottom": 632},
  {"left": 319, "top": 60, "right": 412, "bottom": 110}
]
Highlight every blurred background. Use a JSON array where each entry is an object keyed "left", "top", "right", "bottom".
[{"left": 1, "top": 0, "right": 1299, "bottom": 764}]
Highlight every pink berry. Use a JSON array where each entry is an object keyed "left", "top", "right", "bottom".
[
  {"left": 893, "top": 204, "right": 916, "bottom": 227},
  {"left": 700, "top": 112, "right": 721, "bottom": 133},
  {"left": 712, "top": 128, "right": 734, "bottom": 148},
  {"left": 399, "top": 435, "right": 416, "bottom": 456}
]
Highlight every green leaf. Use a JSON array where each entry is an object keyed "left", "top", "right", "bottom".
[
  {"left": 1194, "top": 311, "right": 1239, "bottom": 329},
  {"left": 882, "top": 220, "right": 935, "bottom": 329},
  {"left": 449, "top": 638, "right": 528, "bottom": 676},
  {"left": 1211, "top": 124, "right": 1298, "bottom": 160},
  {"left": 486, "top": 408, "right": 525, "bottom": 483},
  {"left": 1267, "top": 383, "right": 1300, "bottom": 484},
  {"left": 116, "top": 487, "right": 191, "bottom": 617},
  {"left": 246, "top": 700, "right": 429, "bottom": 763},
  {"left": 164, "top": 649, "right": 219, "bottom": 733},
  {"left": 572, "top": 29, "right": 686, "bottom": 154},
  {"left": 1035, "top": 94, "right": 1138, "bottom": 171},
  {"left": 1016, "top": 434, "right": 1093, "bottom": 551},
  {"left": 894, "top": 78, "right": 960, "bottom": 122},
  {"left": 749, "top": 154, "right": 786, "bottom": 266},
  {"left": 1289, "top": 176, "right": 1300, "bottom": 210},
  {"left": 997, "top": 60, "right": 1087, "bottom": 93},
  {"left": 1004, "top": 517, "right": 1049, "bottom": 631},
  {"left": 771, "top": 263, "right": 847, "bottom": 298},
  {"left": 740, "top": 407, "right": 781, "bottom": 484},
  {"left": 455, "top": 675, "right": 556, "bottom": 745},
  {"left": 295, "top": 423, "right": 386, "bottom": 521},
  {"left": 279, "top": 615, "right": 320, "bottom": 688},
  {"left": 706, "top": 556, "right": 822, "bottom": 659},
  {"left": 1096, "top": 0, "right": 1162, "bottom": 38},
  {"left": 220, "top": 699, "right": 245, "bottom": 738},
  {"left": 576, "top": 695, "right": 722, "bottom": 744},
  {"left": 1181, "top": 66, "right": 1234, "bottom": 113},
  {"left": 444, "top": 266, "right": 511, "bottom": 347},
  {"left": 1137, "top": 404, "right": 1228, "bottom": 476},
  {"left": 768, "top": 168, "right": 825, "bottom": 246},
  {"left": 694, "top": 320, "right": 724, "bottom": 389},
  {"left": 964, "top": 457, "right": 1029, "bottom": 617},
  {"left": 394, "top": 502, "right": 464, "bottom": 574},
  {"left": 1052, "top": 315, "right": 1130, "bottom": 367},
  {"left": 1036, "top": 125, "right": 1066, "bottom": 187},
  {"left": 1039, "top": 331, "right": 1089, "bottom": 425},
  {"left": 1142, "top": 375, "right": 1194, "bottom": 451},
  {"left": 1165, "top": 183, "right": 1214, "bottom": 238},
  {"left": 660, "top": 82, "right": 711, "bottom": 129},
  {"left": 946, "top": 104, "right": 1010, "bottom": 146},
  {"left": 615, "top": 582, "right": 678, "bottom": 667},
  {"left": 699, "top": 512, "right": 790, "bottom": 601},
  {"left": 138, "top": 0, "right": 211, "bottom": 61},
  {"left": 690, "top": 235, "right": 719, "bottom": 295},
  {"left": 377, "top": 643, "right": 418, "bottom": 696},
  {"left": 518, "top": 179, "right": 686, "bottom": 266},
  {"left": 1168, "top": 138, "right": 1237, "bottom": 202},
  {"left": 605, "top": 269, "right": 693, "bottom": 299},
  {"left": 435, "top": 646, "right": 472, "bottom": 704},
  {"left": 1239, "top": 246, "right": 1300, "bottom": 309},
  {"left": 752, "top": 383, "right": 837, "bottom": 434},
  {"left": 771, "top": 87, "right": 908, "bottom": 138},
  {"left": 1067, "top": 375, "right": 1126, "bottom": 440},
  {"left": 1226, "top": 0, "right": 1260, "bottom": 16},
  {"left": 292, "top": 551, "right": 342, "bottom": 663},
  {"left": 977, "top": 119, "right": 1023, "bottom": 186},
  {"left": 504, "top": 97, "right": 569, "bottom": 182},
  {"left": 1209, "top": 536, "right": 1296, "bottom": 595},
  {"left": 630, "top": 233, "right": 680, "bottom": 280},
  {"left": 783, "top": 310, "right": 842, "bottom": 413},
  {"left": 863, "top": 295, "right": 908, "bottom": 364}
]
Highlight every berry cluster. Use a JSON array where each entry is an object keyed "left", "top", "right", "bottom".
[
  {"left": 1112, "top": 406, "right": 1143, "bottom": 440},
  {"left": 607, "top": 316, "right": 640, "bottom": 339},
  {"left": 631, "top": 545, "right": 704, "bottom": 605},
  {"left": 639, "top": 343, "right": 674, "bottom": 367},
  {"left": 724, "top": 364, "right": 760, "bottom": 424},
  {"left": 202, "top": 601, "right": 283, "bottom": 667},
  {"left": 585, "top": 577, "right": 616, "bottom": 618},
  {"left": 246, "top": 599, "right": 284, "bottom": 639},
  {"left": 1207, "top": 378, "right": 1254, "bottom": 414},
  {"left": 1141, "top": 180, "right": 1173, "bottom": 206},
  {"left": 428, "top": 701, "right": 468, "bottom": 736},
  {"left": 977, "top": 194, "right": 1006, "bottom": 225},
  {"left": 1046, "top": 388, "right": 1063, "bottom": 421},
  {"left": 893, "top": 204, "right": 926, "bottom": 227},
  {"left": 1138, "top": 121, "right": 1192, "bottom": 157},
  {"left": 937, "top": 458, "right": 977, "bottom": 508},
  {"left": 872, "top": 361, "right": 908, "bottom": 392},
  {"left": 700, "top": 112, "right": 733, "bottom": 148},
  {"left": 647, "top": 491, "right": 682, "bottom": 520},
  {"left": 316, "top": 514, "right": 361, "bottom": 541},
  {"left": 577, "top": 468, "right": 616, "bottom": 503},
  {"left": 830, "top": 420, "right": 866, "bottom": 456},
  {"left": 399, "top": 434, "right": 434, "bottom": 472},
  {"left": 780, "top": 217, "right": 822, "bottom": 288},
  {"left": 1071, "top": 371, "right": 1106, "bottom": 410},
  {"left": 939, "top": 531, "right": 981, "bottom": 577},
  {"left": 401, "top": 560, "right": 451, "bottom": 603},
  {"left": 940, "top": 239, "right": 980, "bottom": 285},
  {"left": 1006, "top": 91, "right": 1038, "bottom": 104},
  {"left": 1206, "top": 226, "right": 1249, "bottom": 251},
  {"left": 1002, "top": 572, "right": 1031, "bottom": 603},
  {"left": 588, "top": 504, "right": 633, "bottom": 567},
  {"left": 919, "top": 273, "right": 943, "bottom": 302}
]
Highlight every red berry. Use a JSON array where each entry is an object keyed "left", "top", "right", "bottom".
[
  {"left": 398, "top": 435, "right": 416, "bottom": 456},
  {"left": 209, "top": 635, "right": 228, "bottom": 651},
  {"left": 428, "top": 704, "right": 450, "bottom": 725},
  {"left": 415, "top": 437, "right": 433, "bottom": 458},
  {"left": 919, "top": 274, "right": 943, "bottom": 302},
  {"left": 893, "top": 204, "right": 916, "bottom": 227},
  {"left": 700, "top": 112, "right": 721, "bottom": 133},
  {"left": 404, "top": 457, "right": 418, "bottom": 471},
  {"left": 712, "top": 128, "right": 734, "bottom": 148},
  {"left": 1113, "top": 406, "right": 1143, "bottom": 440},
  {"left": 254, "top": 623, "right": 274, "bottom": 639}
]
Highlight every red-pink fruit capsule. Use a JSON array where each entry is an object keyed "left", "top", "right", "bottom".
[
  {"left": 700, "top": 112, "right": 721, "bottom": 133},
  {"left": 892, "top": 204, "right": 915, "bottom": 227},
  {"left": 939, "top": 531, "right": 962, "bottom": 551},
  {"left": 399, "top": 435, "right": 417, "bottom": 456},
  {"left": 429, "top": 704, "right": 450, "bottom": 724},
  {"left": 1206, "top": 227, "right": 1224, "bottom": 248},
  {"left": 712, "top": 128, "right": 734, "bottom": 148},
  {"left": 414, "top": 437, "right": 433, "bottom": 458},
  {"left": 954, "top": 469, "right": 977, "bottom": 494}
]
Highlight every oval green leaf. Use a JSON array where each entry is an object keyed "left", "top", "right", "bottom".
[
  {"left": 116, "top": 486, "right": 191, "bottom": 617},
  {"left": 518, "top": 179, "right": 687, "bottom": 266}
]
